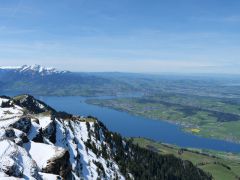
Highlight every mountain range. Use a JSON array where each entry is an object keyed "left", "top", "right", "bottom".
[
  {"left": 0, "top": 65, "right": 68, "bottom": 76},
  {"left": 0, "top": 94, "right": 211, "bottom": 179},
  {"left": 0, "top": 65, "right": 135, "bottom": 96}
]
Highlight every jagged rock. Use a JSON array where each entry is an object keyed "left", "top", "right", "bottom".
[
  {"left": 1, "top": 100, "right": 14, "bottom": 108},
  {"left": 13, "top": 94, "right": 55, "bottom": 114},
  {"left": 32, "top": 128, "right": 44, "bottom": 143},
  {"left": 9, "top": 117, "right": 31, "bottom": 133},
  {"left": 42, "top": 120, "right": 56, "bottom": 144},
  {"left": 5, "top": 128, "right": 15, "bottom": 138},
  {"left": 15, "top": 133, "right": 29, "bottom": 146},
  {"left": 0, "top": 128, "right": 16, "bottom": 139},
  {"left": 0, "top": 127, "right": 29, "bottom": 146}
]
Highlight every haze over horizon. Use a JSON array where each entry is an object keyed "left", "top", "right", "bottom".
[{"left": 0, "top": 0, "right": 240, "bottom": 74}]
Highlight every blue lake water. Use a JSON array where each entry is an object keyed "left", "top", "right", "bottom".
[{"left": 38, "top": 96, "right": 240, "bottom": 153}]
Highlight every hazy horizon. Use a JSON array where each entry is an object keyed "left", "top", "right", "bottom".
[{"left": 2, "top": 64, "right": 240, "bottom": 77}]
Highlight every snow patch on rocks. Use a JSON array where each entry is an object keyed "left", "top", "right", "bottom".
[{"left": 0, "top": 96, "right": 126, "bottom": 179}]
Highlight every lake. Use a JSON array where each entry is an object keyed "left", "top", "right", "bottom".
[{"left": 38, "top": 96, "right": 240, "bottom": 153}]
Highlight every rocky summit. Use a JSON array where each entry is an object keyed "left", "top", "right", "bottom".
[{"left": 0, "top": 95, "right": 211, "bottom": 180}]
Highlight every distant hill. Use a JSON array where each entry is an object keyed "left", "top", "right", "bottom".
[{"left": 1, "top": 65, "right": 240, "bottom": 98}]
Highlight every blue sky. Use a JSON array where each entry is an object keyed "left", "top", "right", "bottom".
[{"left": 0, "top": 0, "right": 240, "bottom": 73}]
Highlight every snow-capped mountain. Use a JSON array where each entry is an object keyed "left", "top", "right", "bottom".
[
  {"left": 0, "top": 95, "right": 210, "bottom": 180},
  {"left": 0, "top": 64, "right": 127, "bottom": 96},
  {"left": 0, "top": 65, "right": 68, "bottom": 76}
]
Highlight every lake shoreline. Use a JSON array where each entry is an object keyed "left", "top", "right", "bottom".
[
  {"left": 86, "top": 100, "right": 240, "bottom": 145},
  {"left": 3, "top": 93, "right": 240, "bottom": 153}
]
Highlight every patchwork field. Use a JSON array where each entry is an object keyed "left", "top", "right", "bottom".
[{"left": 87, "top": 92, "right": 240, "bottom": 143}]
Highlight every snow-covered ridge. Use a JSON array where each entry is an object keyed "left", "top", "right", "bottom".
[
  {"left": 0, "top": 95, "right": 125, "bottom": 179},
  {"left": 0, "top": 65, "right": 69, "bottom": 76}
]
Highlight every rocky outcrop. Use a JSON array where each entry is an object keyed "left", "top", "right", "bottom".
[
  {"left": 0, "top": 140, "right": 40, "bottom": 179},
  {"left": 13, "top": 94, "right": 55, "bottom": 114},
  {"left": 0, "top": 127, "right": 29, "bottom": 145},
  {"left": 42, "top": 150, "right": 71, "bottom": 179},
  {"left": 42, "top": 118, "right": 56, "bottom": 144},
  {"left": 9, "top": 117, "right": 31, "bottom": 133},
  {"left": 32, "top": 128, "right": 44, "bottom": 143},
  {"left": 0, "top": 100, "right": 14, "bottom": 108},
  {"left": 0, "top": 128, "right": 15, "bottom": 138},
  {"left": 1, "top": 149, "right": 23, "bottom": 178}
]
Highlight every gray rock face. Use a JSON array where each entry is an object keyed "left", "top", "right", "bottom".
[
  {"left": 4, "top": 128, "right": 15, "bottom": 138},
  {"left": 0, "top": 127, "right": 29, "bottom": 146},
  {"left": 42, "top": 119, "right": 56, "bottom": 144},
  {"left": 10, "top": 117, "right": 31, "bottom": 133},
  {"left": 13, "top": 94, "right": 55, "bottom": 114},
  {"left": 42, "top": 150, "right": 71, "bottom": 178},
  {"left": 0, "top": 128, "right": 16, "bottom": 139},
  {"left": 31, "top": 128, "right": 44, "bottom": 143}
]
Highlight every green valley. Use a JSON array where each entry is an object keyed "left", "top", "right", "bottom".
[
  {"left": 133, "top": 138, "right": 240, "bottom": 180},
  {"left": 86, "top": 92, "right": 240, "bottom": 143}
]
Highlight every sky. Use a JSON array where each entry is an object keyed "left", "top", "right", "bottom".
[{"left": 0, "top": 0, "right": 240, "bottom": 74}]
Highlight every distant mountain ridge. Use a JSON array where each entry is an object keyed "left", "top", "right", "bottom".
[
  {"left": 0, "top": 64, "right": 69, "bottom": 76},
  {"left": 0, "top": 65, "right": 135, "bottom": 96}
]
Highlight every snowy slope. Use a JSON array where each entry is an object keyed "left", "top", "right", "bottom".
[
  {"left": 0, "top": 140, "right": 41, "bottom": 179},
  {"left": 0, "top": 95, "right": 125, "bottom": 179}
]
